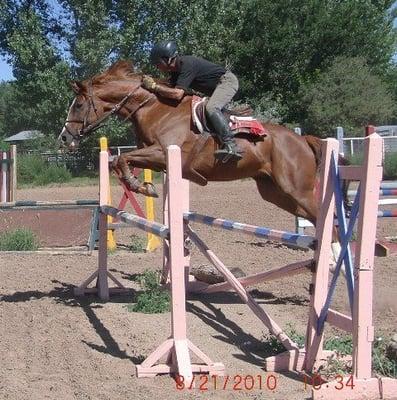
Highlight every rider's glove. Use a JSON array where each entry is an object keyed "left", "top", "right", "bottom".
[{"left": 142, "top": 75, "right": 157, "bottom": 91}]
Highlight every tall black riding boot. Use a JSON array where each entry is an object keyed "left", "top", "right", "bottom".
[{"left": 207, "top": 110, "right": 243, "bottom": 162}]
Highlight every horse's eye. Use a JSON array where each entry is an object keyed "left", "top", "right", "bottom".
[{"left": 76, "top": 103, "right": 83, "bottom": 109}]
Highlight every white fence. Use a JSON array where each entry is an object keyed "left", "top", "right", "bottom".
[
  {"left": 295, "top": 126, "right": 397, "bottom": 156},
  {"left": 342, "top": 136, "right": 397, "bottom": 156}
]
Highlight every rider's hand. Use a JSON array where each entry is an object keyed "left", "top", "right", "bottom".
[{"left": 142, "top": 75, "right": 157, "bottom": 91}]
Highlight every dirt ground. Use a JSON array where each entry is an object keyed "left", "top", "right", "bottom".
[{"left": 0, "top": 180, "right": 396, "bottom": 400}]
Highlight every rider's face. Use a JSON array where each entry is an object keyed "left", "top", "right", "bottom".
[
  {"left": 156, "top": 58, "right": 178, "bottom": 72},
  {"left": 157, "top": 62, "right": 170, "bottom": 72}
]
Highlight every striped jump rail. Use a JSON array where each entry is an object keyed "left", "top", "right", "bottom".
[
  {"left": 378, "top": 209, "right": 397, "bottom": 218},
  {"left": 0, "top": 200, "right": 99, "bottom": 211},
  {"left": 380, "top": 181, "right": 397, "bottom": 190},
  {"left": 348, "top": 186, "right": 397, "bottom": 218},
  {"left": 101, "top": 205, "right": 169, "bottom": 239},
  {"left": 184, "top": 212, "right": 316, "bottom": 250},
  {"left": 348, "top": 189, "right": 397, "bottom": 197},
  {"left": 0, "top": 199, "right": 99, "bottom": 208},
  {"left": 379, "top": 188, "right": 397, "bottom": 196}
]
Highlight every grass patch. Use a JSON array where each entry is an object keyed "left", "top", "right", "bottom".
[
  {"left": 261, "top": 329, "right": 396, "bottom": 379},
  {"left": 260, "top": 324, "right": 306, "bottom": 355},
  {"left": 373, "top": 336, "right": 397, "bottom": 378},
  {"left": 125, "top": 270, "right": 170, "bottom": 314},
  {"left": 0, "top": 228, "right": 39, "bottom": 251},
  {"left": 127, "top": 234, "right": 146, "bottom": 253}
]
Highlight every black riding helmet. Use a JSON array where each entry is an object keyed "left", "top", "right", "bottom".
[{"left": 150, "top": 40, "right": 177, "bottom": 66}]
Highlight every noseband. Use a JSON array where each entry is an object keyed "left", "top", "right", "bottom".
[{"left": 63, "top": 78, "right": 153, "bottom": 140}]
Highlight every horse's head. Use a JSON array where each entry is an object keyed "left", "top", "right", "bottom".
[
  {"left": 58, "top": 80, "right": 101, "bottom": 149},
  {"left": 58, "top": 60, "right": 143, "bottom": 150}
]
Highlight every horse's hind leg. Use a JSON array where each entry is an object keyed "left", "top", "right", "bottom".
[
  {"left": 254, "top": 176, "right": 317, "bottom": 224},
  {"left": 112, "top": 145, "right": 166, "bottom": 198}
]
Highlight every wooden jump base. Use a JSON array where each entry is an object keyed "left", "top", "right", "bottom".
[{"left": 84, "top": 136, "right": 396, "bottom": 397}]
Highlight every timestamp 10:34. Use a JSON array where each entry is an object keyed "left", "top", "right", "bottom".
[{"left": 303, "top": 374, "right": 355, "bottom": 391}]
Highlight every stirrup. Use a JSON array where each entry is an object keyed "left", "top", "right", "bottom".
[{"left": 214, "top": 144, "right": 243, "bottom": 163}]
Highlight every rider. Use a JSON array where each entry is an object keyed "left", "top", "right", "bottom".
[{"left": 143, "top": 40, "right": 243, "bottom": 162}]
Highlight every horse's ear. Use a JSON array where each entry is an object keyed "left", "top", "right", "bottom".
[{"left": 71, "top": 80, "right": 84, "bottom": 94}]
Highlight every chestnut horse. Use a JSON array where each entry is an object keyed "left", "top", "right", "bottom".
[{"left": 59, "top": 60, "right": 325, "bottom": 226}]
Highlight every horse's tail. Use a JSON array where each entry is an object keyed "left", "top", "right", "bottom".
[
  {"left": 304, "top": 134, "right": 351, "bottom": 211},
  {"left": 338, "top": 154, "right": 352, "bottom": 213},
  {"left": 303, "top": 135, "right": 322, "bottom": 170}
]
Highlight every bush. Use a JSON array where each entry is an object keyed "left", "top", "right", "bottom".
[
  {"left": 0, "top": 139, "right": 10, "bottom": 151},
  {"left": 17, "top": 154, "right": 72, "bottom": 186},
  {"left": 301, "top": 57, "right": 395, "bottom": 137},
  {"left": 0, "top": 228, "right": 39, "bottom": 251},
  {"left": 348, "top": 152, "right": 397, "bottom": 179},
  {"left": 384, "top": 152, "right": 397, "bottom": 179},
  {"left": 34, "top": 164, "right": 72, "bottom": 185}
]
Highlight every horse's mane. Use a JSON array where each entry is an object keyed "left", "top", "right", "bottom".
[{"left": 91, "top": 60, "right": 141, "bottom": 84}]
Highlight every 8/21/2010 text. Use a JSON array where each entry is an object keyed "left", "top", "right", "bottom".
[{"left": 175, "top": 374, "right": 278, "bottom": 391}]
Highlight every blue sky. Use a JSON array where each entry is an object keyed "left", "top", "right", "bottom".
[
  {"left": 0, "top": 0, "right": 63, "bottom": 82},
  {"left": 0, "top": 57, "right": 14, "bottom": 82}
]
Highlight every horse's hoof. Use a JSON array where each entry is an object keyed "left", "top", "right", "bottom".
[{"left": 139, "top": 182, "right": 159, "bottom": 198}]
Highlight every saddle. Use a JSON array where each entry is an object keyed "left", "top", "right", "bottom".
[{"left": 191, "top": 96, "right": 267, "bottom": 137}]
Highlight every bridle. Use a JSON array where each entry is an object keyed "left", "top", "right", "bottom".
[{"left": 63, "top": 78, "right": 154, "bottom": 141}]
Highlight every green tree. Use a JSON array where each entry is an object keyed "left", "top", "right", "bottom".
[
  {"left": 3, "top": 8, "right": 71, "bottom": 136},
  {"left": 0, "top": 82, "right": 11, "bottom": 137},
  {"left": 60, "top": 0, "right": 118, "bottom": 77},
  {"left": 301, "top": 57, "right": 396, "bottom": 137},
  {"left": 0, "top": 0, "right": 396, "bottom": 143},
  {"left": 232, "top": 0, "right": 397, "bottom": 122}
]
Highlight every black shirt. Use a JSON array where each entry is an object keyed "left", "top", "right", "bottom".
[{"left": 170, "top": 55, "right": 226, "bottom": 96}]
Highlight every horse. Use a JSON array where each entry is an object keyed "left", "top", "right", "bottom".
[{"left": 58, "top": 60, "right": 332, "bottom": 227}]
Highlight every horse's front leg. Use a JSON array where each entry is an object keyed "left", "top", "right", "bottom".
[{"left": 112, "top": 145, "right": 166, "bottom": 198}]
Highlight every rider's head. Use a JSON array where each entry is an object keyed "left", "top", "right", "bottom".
[{"left": 150, "top": 40, "right": 178, "bottom": 72}]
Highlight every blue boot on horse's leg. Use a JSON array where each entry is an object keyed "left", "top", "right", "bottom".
[{"left": 208, "top": 110, "right": 243, "bottom": 162}]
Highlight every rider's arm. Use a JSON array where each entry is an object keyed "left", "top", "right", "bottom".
[
  {"left": 153, "top": 84, "right": 185, "bottom": 101},
  {"left": 157, "top": 59, "right": 197, "bottom": 101},
  {"left": 142, "top": 75, "right": 185, "bottom": 101}
]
